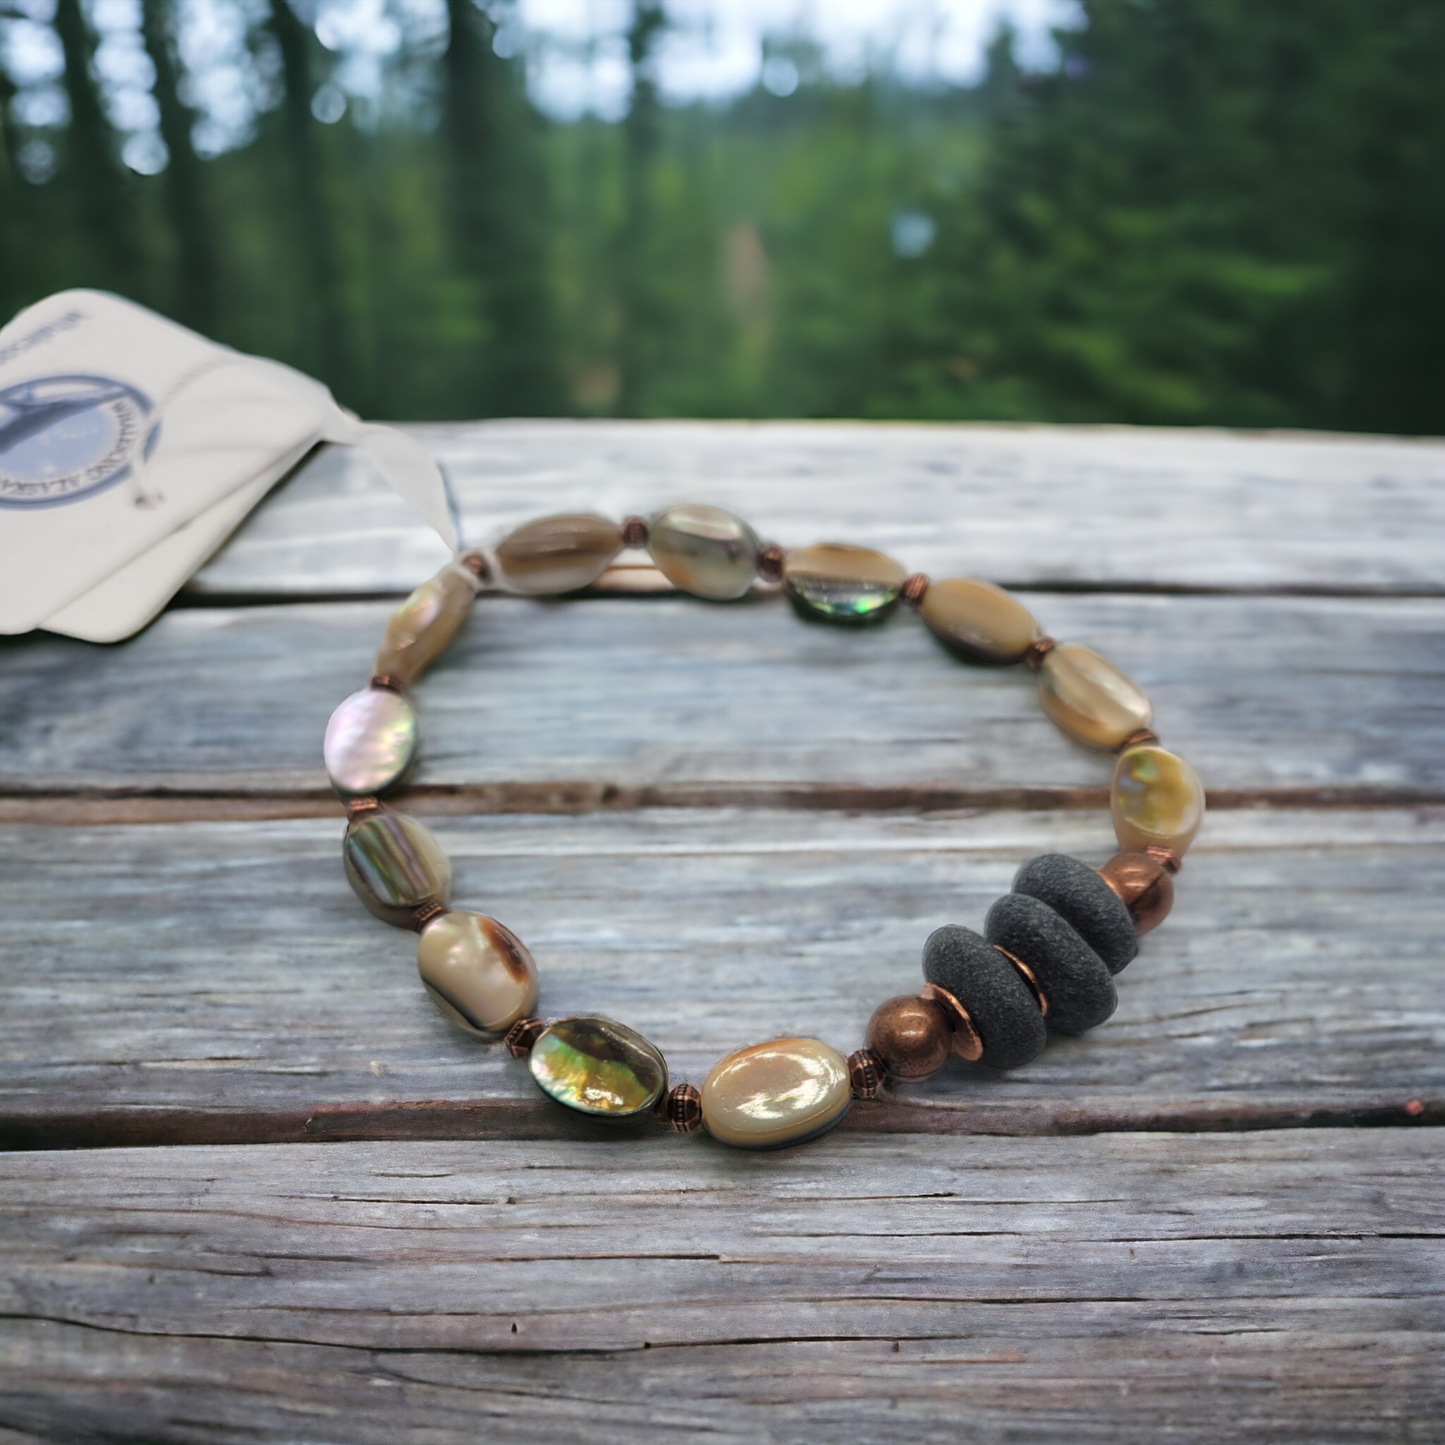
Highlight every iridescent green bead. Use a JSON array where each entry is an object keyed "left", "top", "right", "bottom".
[
  {"left": 783, "top": 543, "right": 907, "bottom": 624},
  {"left": 527, "top": 1016, "right": 668, "bottom": 1123},
  {"left": 342, "top": 809, "right": 452, "bottom": 928},
  {"left": 648, "top": 505, "right": 760, "bottom": 600}
]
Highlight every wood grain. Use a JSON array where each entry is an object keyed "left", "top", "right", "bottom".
[
  {"left": 1, "top": 1131, "right": 1440, "bottom": 1442},
  {"left": 188, "top": 421, "right": 1445, "bottom": 598},
  {"left": 4, "top": 590, "right": 1442, "bottom": 813},
  {"left": 1, "top": 806, "right": 1439, "bottom": 1148}
]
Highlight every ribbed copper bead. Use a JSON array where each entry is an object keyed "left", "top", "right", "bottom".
[
  {"left": 665, "top": 1082, "right": 703, "bottom": 1133},
  {"left": 848, "top": 1048, "right": 885, "bottom": 1100},
  {"left": 1098, "top": 850, "right": 1176, "bottom": 936},
  {"left": 621, "top": 516, "right": 650, "bottom": 548},
  {"left": 865, "top": 995, "right": 953, "bottom": 1081},
  {"left": 369, "top": 673, "right": 407, "bottom": 694},
  {"left": 410, "top": 900, "right": 445, "bottom": 932},
  {"left": 1119, "top": 727, "right": 1161, "bottom": 752},
  {"left": 901, "top": 573, "right": 930, "bottom": 608},
  {"left": 504, "top": 1016, "right": 547, "bottom": 1059}
]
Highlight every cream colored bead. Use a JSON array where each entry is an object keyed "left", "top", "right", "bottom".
[
  {"left": 417, "top": 911, "right": 539, "bottom": 1036},
  {"left": 920, "top": 578, "right": 1039, "bottom": 663},
  {"left": 373, "top": 563, "right": 477, "bottom": 686},
  {"left": 1038, "top": 642, "right": 1152, "bottom": 750},
  {"left": 1112, "top": 744, "right": 1205, "bottom": 857},
  {"left": 700, "top": 1037, "right": 852, "bottom": 1150},
  {"left": 494, "top": 514, "right": 624, "bottom": 595},
  {"left": 648, "top": 505, "right": 760, "bottom": 600}
]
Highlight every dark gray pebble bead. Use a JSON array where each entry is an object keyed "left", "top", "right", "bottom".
[
  {"left": 1012, "top": 853, "right": 1137, "bottom": 974},
  {"left": 985, "top": 893, "right": 1117, "bottom": 1034},
  {"left": 922, "top": 924, "right": 1046, "bottom": 1070}
]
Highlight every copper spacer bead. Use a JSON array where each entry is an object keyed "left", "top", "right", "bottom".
[
  {"left": 848, "top": 1048, "right": 886, "bottom": 1100},
  {"left": 621, "top": 515, "right": 650, "bottom": 548},
  {"left": 345, "top": 796, "right": 382, "bottom": 821},
  {"left": 1146, "top": 845, "right": 1182, "bottom": 875},
  {"left": 1118, "top": 727, "right": 1160, "bottom": 751},
  {"left": 410, "top": 900, "right": 445, "bottom": 932},
  {"left": 757, "top": 543, "right": 786, "bottom": 582},
  {"left": 900, "top": 573, "right": 930, "bottom": 608},
  {"left": 1023, "top": 636, "right": 1057, "bottom": 672},
  {"left": 920, "top": 983, "right": 984, "bottom": 1063},
  {"left": 865, "top": 994, "right": 954, "bottom": 1081},
  {"left": 1097, "top": 851, "right": 1176, "bottom": 936},
  {"left": 457, "top": 550, "right": 491, "bottom": 582},
  {"left": 994, "top": 944, "right": 1048, "bottom": 1017},
  {"left": 504, "top": 1016, "right": 547, "bottom": 1059},
  {"left": 370, "top": 673, "right": 407, "bottom": 694},
  {"left": 665, "top": 1082, "right": 703, "bottom": 1133}
]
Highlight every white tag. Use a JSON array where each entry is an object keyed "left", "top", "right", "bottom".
[{"left": 0, "top": 289, "right": 454, "bottom": 640}]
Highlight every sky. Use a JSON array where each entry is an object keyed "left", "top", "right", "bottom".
[{"left": 2, "top": 0, "right": 1083, "bottom": 164}]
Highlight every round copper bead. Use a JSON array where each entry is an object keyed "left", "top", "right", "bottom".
[
  {"left": 665, "top": 1082, "right": 703, "bottom": 1133},
  {"left": 1097, "top": 851, "right": 1176, "bottom": 936},
  {"left": 504, "top": 1016, "right": 547, "bottom": 1059},
  {"left": 848, "top": 1048, "right": 885, "bottom": 1100},
  {"left": 865, "top": 995, "right": 953, "bottom": 1081},
  {"left": 757, "top": 543, "right": 786, "bottom": 582},
  {"left": 1023, "top": 636, "right": 1057, "bottom": 672}
]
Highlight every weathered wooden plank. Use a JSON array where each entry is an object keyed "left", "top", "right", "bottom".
[
  {"left": 3, "top": 591, "right": 1442, "bottom": 810},
  {"left": 0, "top": 1132, "right": 1440, "bottom": 1442},
  {"left": 1, "top": 807, "right": 1439, "bottom": 1147},
  {"left": 187, "top": 421, "right": 1445, "bottom": 598}
]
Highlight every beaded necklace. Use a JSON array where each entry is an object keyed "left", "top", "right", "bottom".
[{"left": 324, "top": 506, "right": 1204, "bottom": 1151}]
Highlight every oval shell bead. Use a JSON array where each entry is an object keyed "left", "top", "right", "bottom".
[
  {"left": 494, "top": 513, "right": 623, "bottom": 595},
  {"left": 1112, "top": 744, "right": 1205, "bottom": 857},
  {"left": 1038, "top": 642, "right": 1152, "bottom": 750},
  {"left": 417, "top": 911, "right": 538, "bottom": 1036},
  {"left": 783, "top": 543, "right": 907, "bottom": 624},
  {"left": 648, "top": 505, "right": 760, "bottom": 600},
  {"left": 921, "top": 578, "right": 1039, "bottom": 664},
  {"left": 323, "top": 687, "right": 418, "bottom": 799},
  {"left": 373, "top": 564, "right": 477, "bottom": 687},
  {"left": 342, "top": 810, "right": 452, "bottom": 927},
  {"left": 528, "top": 1017, "right": 668, "bottom": 1123},
  {"left": 700, "top": 1037, "right": 852, "bottom": 1150}
]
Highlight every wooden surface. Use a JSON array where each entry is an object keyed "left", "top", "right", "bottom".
[{"left": 1, "top": 420, "right": 1441, "bottom": 1442}]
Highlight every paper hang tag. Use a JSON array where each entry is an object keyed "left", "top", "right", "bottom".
[{"left": 0, "top": 289, "right": 455, "bottom": 641}]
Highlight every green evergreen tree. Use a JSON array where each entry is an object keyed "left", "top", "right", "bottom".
[
  {"left": 441, "top": 0, "right": 557, "bottom": 415},
  {"left": 53, "top": 0, "right": 138, "bottom": 294},
  {"left": 140, "top": 0, "right": 217, "bottom": 336}
]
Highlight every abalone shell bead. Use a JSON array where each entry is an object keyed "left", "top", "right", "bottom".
[
  {"left": 1012, "top": 853, "right": 1137, "bottom": 974},
  {"left": 528, "top": 1016, "right": 668, "bottom": 1123},
  {"left": 920, "top": 578, "right": 1039, "bottom": 664},
  {"left": 864, "top": 995, "right": 953, "bottom": 1080},
  {"left": 342, "top": 810, "right": 452, "bottom": 927},
  {"left": 1037, "top": 642, "right": 1152, "bottom": 750},
  {"left": 783, "top": 543, "right": 907, "bottom": 624},
  {"left": 493, "top": 513, "right": 624, "bottom": 595},
  {"left": 373, "top": 562, "right": 477, "bottom": 687},
  {"left": 648, "top": 505, "right": 761, "bottom": 600},
  {"left": 922, "top": 925, "right": 1045, "bottom": 1070},
  {"left": 323, "top": 687, "right": 418, "bottom": 799},
  {"left": 417, "top": 911, "right": 538, "bottom": 1036},
  {"left": 984, "top": 894, "right": 1117, "bottom": 1035},
  {"left": 1112, "top": 744, "right": 1205, "bottom": 857},
  {"left": 700, "top": 1037, "right": 852, "bottom": 1149}
]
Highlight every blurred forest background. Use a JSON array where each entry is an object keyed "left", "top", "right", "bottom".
[{"left": 1, "top": 0, "right": 1442, "bottom": 433}]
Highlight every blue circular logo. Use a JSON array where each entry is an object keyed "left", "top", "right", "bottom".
[{"left": 0, "top": 374, "right": 157, "bottom": 508}]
